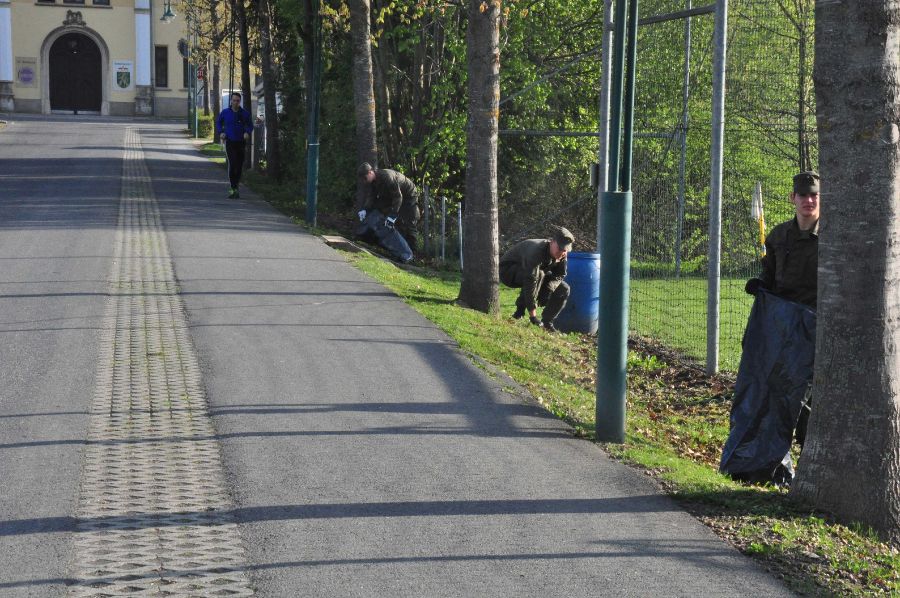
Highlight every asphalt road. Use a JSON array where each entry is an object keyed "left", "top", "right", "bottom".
[
  {"left": 0, "top": 116, "right": 123, "bottom": 595},
  {"left": 0, "top": 115, "right": 794, "bottom": 597}
]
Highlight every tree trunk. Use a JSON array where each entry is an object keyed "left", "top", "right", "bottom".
[
  {"left": 797, "top": 18, "right": 808, "bottom": 171},
  {"left": 792, "top": 0, "right": 900, "bottom": 544},
  {"left": 235, "top": 0, "right": 253, "bottom": 169},
  {"left": 349, "top": 0, "right": 378, "bottom": 209},
  {"left": 212, "top": 59, "right": 221, "bottom": 122},
  {"left": 202, "top": 56, "right": 210, "bottom": 116},
  {"left": 371, "top": 0, "right": 397, "bottom": 167},
  {"left": 209, "top": 0, "right": 222, "bottom": 122},
  {"left": 256, "top": 0, "right": 281, "bottom": 179},
  {"left": 457, "top": 0, "right": 500, "bottom": 314}
]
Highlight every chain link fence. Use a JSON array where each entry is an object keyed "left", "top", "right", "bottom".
[{"left": 491, "top": 0, "right": 815, "bottom": 371}]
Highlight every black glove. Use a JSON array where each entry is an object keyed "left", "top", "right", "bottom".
[
  {"left": 745, "top": 278, "right": 763, "bottom": 296},
  {"left": 529, "top": 315, "right": 542, "bottom": 327}
]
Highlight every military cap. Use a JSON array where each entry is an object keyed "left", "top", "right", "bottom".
[
  {"left": 793, "top": 171, "right": 820, "bottom": 195},
  {"left": 357, "top": 162, "right": 374, "bottom": 178},
  {"left": 552, "top": 227, "right": 575, "bottom": 252}
]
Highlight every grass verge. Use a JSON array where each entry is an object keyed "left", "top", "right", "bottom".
[{"left": 200, "top": 141, "right": 225, "bottom": 164}]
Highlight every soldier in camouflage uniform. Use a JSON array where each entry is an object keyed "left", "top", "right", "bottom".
[
  {"left": 746, "top": 171, "right": 820, "bottom": 309},
  {"left": 499, "top": 227, "right": 574, "bottom": 333},
  {"left": 357, "top": 163, "right": 421, "bottom": 252},
  {"left": 745, "top": 170, "right": 820, "bottom": 447}
]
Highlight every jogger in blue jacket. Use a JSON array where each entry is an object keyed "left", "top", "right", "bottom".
[{"left": 217, "top": 92, "right": 254, "bottom": 199}]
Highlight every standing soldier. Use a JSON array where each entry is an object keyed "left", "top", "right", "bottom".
[
  {"left": 722, "top": 171, "right": 821, "bottom": 486},
  {"left": 217, "top": 92, "right": 254, "bottom": 199},
  {"left": 745, "top": 170, "right": 820, "bottom": 448},
  {"left": 745, "top": 170, "right": 820, "bottom": 310},
  {"left": 356, "top": 163, "right": 421, "bottom": 252}
]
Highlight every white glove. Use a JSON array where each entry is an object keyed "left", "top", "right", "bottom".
[
  {"left": 358, "top": 210, "right": 367, "bottom": 222},
  {"left": 385, "top": 216, "right": 397, "bottom": 229}
]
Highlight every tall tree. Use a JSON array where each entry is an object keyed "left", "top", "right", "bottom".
[
  {"left": 457, "top": 0, "right": 500, "bottom": 313},
  {"left": 300, "top": 0, "right": 316, "bottom": 172},
  {"left": 371, "top": 0, "right": 398, "bottom": 167},
  {"left": 234, "top": 0, "right": 253, "bottom": 162},
  {"left": 208, "top": 0, "right": 224, "bottom": 121},
  {"left": 349, "top": 0, "right": 378, "bottom": 207},
  {"left": 792, "top": 1, "right": 900, "bottom": 543},
  {"left": 257, "top": 0, "right": 282, "bottom": 179}
]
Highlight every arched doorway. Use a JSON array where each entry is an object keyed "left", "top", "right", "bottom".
[{"left": 49, "top": 32, "right": 101, "bottom": 114}]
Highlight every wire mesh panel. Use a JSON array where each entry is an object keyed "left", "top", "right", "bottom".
[
  {"left": 719, "top": 0, "right": 817, "bottom": 370},
  {"left": 630, "top": 0, "right": 816, "bottom": 371},
  {"left": 497, "top": 4, "right": 605, "bottom": 253},
  {"left": 630, "top": 0, "right": 716, "bottom": 367},
  {"left": 494, "top": 0, "right": 816, "bottom": 371},
  {"left": 420, "top": 191, "right": 465, "bottom": 267}
]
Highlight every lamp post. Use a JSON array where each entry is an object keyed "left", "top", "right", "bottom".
[
  {"left": 162, "top": 0, "right": 198, "bottom": 138},
  {"left": 190, "top": 27, "right": 198, "bottom": 138},
  {"left": 305, "top": 0, "right": 322, "bottom": 226}
]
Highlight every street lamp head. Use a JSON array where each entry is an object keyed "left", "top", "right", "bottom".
[{"left": 160, "top": 0, "right": 176, "bottom": 22}]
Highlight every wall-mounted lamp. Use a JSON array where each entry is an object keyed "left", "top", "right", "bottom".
[{"left": 160, "top": 0, "right": 176, "bottom": 23}]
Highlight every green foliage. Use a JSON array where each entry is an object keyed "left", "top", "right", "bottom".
[
  {"left": 267, "top": 0, "right": 358, "bottom": 214},
  {"left": 193, "top": 113, "right": 215, "bottom": 139},
  {"left": 199, "top": 142, "right": 226, "bottom": 164}
]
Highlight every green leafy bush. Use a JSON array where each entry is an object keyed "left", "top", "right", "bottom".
[{"left": 193, "top": 114, "right": 214, "bottom": 139}]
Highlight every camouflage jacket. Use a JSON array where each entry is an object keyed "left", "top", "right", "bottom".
[
  {"left": 758, "top": 216, "right": 818, "bottom": 308},
  {"left": 500, "top": 239, "right": 567, "bottom": 310},
  {"left": 363, "top": 168, "right": 419, "bottom": 220}
]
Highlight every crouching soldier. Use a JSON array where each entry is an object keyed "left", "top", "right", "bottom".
[
  {"left": 499, "top": 227, "right": 574, "bottom": 333},
  {"left": 357, "top": 163, "right": 421, "bottom": 253}
]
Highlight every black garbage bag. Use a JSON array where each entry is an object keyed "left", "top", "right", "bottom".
[
  {"left": 719, "top": 290, "right": 816, "bottom": 484},
  {"left": 355, "top": 209, "right": 413, "bottom": 263}
]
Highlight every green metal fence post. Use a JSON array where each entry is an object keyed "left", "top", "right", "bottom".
[
  {"left": 305, "top": 0, "right": 322, "bottom": 226},
  {"left": 596, "top": 0, "right": 638, "bottom": 443}
]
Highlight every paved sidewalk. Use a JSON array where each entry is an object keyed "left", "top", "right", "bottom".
[{"left": 136, "top": 125, "right": 795, "bottom": 597}]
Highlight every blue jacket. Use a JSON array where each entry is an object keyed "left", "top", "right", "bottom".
[{"left": 217, "top": 107, "right": 254, "bottom": 142}]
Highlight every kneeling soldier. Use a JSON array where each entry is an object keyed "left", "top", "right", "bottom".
[{"left": 499, "top": 227, "right": 574, "bottom": 333}]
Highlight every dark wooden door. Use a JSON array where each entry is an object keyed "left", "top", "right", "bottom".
[{"left": 49, "top": 33, "right": 102, "bottom": 113}]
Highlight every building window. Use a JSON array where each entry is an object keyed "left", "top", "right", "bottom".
[
  {"left": 182, "top": 57, "right": 190, "bottom": 89},
  {"left": 63, "top": 0, "right": 85, "bottom": 4},
  {"left": 92, "top": 0, "right": 110, "bottom": 5},
  {"left": 37, "top": 0, "right": 55, "bottom": 4},
  {"left": 155, "top": 46, "right": 168, "bottom": 88}
]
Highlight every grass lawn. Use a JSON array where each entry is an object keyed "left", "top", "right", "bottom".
[
  {"left": 200, "top": 141, "right": 225, "bottom": 165},
  {"left": 631, "top": 276, "right": 753, "bottom": 372}
]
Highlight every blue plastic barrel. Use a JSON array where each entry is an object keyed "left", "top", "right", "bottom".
[{"left": 554, "top": 252, "right": 601, "bottom": 334}]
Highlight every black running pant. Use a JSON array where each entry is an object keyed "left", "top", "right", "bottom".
[{"left": 225, "top": 139, "right": 246, "bottom": 188}]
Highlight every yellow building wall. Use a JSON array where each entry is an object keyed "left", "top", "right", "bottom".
[
  {"left": 152, "top": 0, "right": 188, "bottom": 101},
  {"left": 9, "top": 0, "right": 189, "bottom": 114}
]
